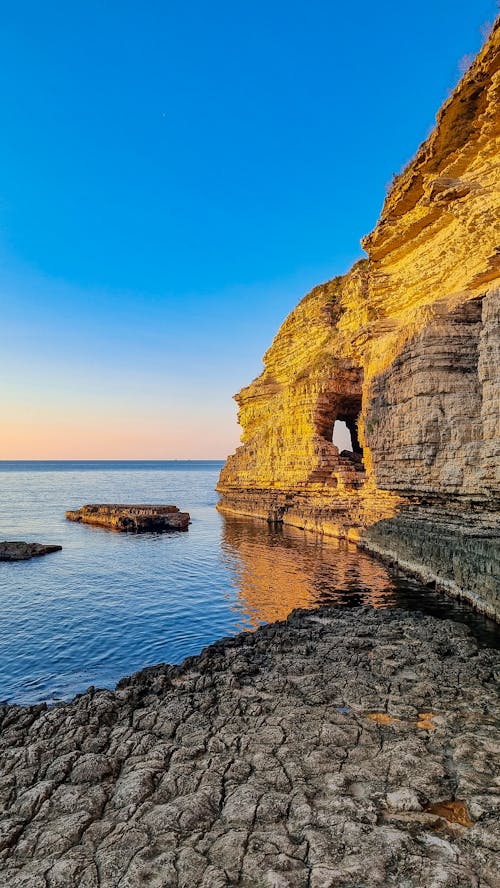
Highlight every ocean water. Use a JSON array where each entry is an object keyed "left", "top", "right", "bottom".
[{"left": 0, "top": 460, "right": 498, "bottom": 705}]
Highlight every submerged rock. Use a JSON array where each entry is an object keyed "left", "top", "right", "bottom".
[
  {"left": 66, "top": 503, "right": 190, "bottom": 532},
  {"left": 0, "top": 541, "right": 62, "bottom": 561},
  {"left": 0, "top": 606, "right": 499, "bottom": 886}
]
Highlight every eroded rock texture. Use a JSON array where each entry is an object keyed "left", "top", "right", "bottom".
[
  {"left": 0, "top": 542, "right": 62, "bottom": 561},
  {"left": 217, "top": 22, "right": 500, "bottom": 617},
  {"left": 66, "top": 505, "right": 190, "bottom": 533},
  {"left": 1, "top": 608, "right": 499, "bottom": 887}
]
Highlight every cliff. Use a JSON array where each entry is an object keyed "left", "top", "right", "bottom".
[{"left": 218, "top": 22, "right": 500, "bottom": 618}]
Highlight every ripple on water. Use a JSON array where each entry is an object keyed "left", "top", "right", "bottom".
[{"left": 0, "top": 462, "right": 498, "bottom": 704}]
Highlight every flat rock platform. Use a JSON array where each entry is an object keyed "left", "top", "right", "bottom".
[
  {"left": 1, "top": 607, "right": 499, "bottom": 887},
  {"left": 66, "top": 504, "right": 190, "bottom": 533},
  {"left": 0, "top": 541, "right": 62, "bottom": 562}
]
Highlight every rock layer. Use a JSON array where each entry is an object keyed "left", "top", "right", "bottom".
[
  {"left": 66, "top": 505, "right": 190, "bottom": 533},
  {"left": 0, "top": 607, "right": 499, "bottom": 886},
  {"left": 218, "top": 22, "right": 500, "bottom": 618},
  {"left": 0, "top": 542, "right": 62, "bottom": 562}
]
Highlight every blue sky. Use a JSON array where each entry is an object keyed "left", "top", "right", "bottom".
[{"left": 0, "top": 0, "right": 496, "bottom": 457}]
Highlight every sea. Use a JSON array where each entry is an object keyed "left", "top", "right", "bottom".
[{"left": 0, "top": 460, "right": 498, "bottom": 706}]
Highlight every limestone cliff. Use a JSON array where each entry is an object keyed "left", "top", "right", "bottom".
[{"left": 218, "top": 22, "right": 500, "bottom": 617}]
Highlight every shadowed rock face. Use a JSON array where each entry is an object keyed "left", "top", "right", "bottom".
[
  {"left": 0, "top": 542, "right": 62, "bottom": 561},
  {"left": 0, "top": 607, "right": 499, "bottom": 886},
  {"left": 217, "top": 21, "right": 500, "bottom": 618},
  {"left": 66, "top": 504, "right": 190, "bottom": 532}
]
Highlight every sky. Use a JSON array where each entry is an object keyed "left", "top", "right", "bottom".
[{"left": 0, "top": 0, "right": 497, "bottom": 459}]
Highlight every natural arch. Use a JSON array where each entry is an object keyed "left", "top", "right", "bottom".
[
  {"left": 329, "top": 393, "right": 363, "bottom": 464},
  {"left": 332, "top": 420, "right": 353, "bottom": 452},
  {"left": 335, "top": 395, "right": 363, "bottom": 455}
]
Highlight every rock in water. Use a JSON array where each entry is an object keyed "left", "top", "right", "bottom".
[
  {"left": 0, "top": 541, "right": 62, "bottom": 561},
  {"left": 66, "top": 504, "right": 190, "bottom": 532}
]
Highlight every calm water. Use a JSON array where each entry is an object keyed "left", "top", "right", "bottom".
[{"left": 0, "top": 461, "right": 498, "bottom": 705}]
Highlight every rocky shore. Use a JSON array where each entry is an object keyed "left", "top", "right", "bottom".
[{"left": 1, "top": 606, "right": 499, "bottom": 887}]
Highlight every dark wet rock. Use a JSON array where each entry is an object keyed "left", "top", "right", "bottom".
[
  {"left": 66, "top": 504, "right": 190, "bottom": 532},
  {"left": 0, "top": 542, "right": 62, "bottom": 562},
  {"left": 0, "top": 606, "right": 499, "bottom": 886}
]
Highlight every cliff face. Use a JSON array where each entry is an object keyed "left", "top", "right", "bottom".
[{"left": 218, "top": 22, "right": 500, "bottom": 617}]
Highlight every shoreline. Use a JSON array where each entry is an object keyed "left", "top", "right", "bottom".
[{"left": 1, "top": 605, "right": 499, "bottom": 886}]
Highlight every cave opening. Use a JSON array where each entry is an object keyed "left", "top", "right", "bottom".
[
  {"left": 332, "top": 420, "right": 354, "bottom": 452},
  {"left": 332, "top": 395, "right": 363, "bottom": 462}
]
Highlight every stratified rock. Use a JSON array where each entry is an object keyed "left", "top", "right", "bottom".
[
  {"left": 66, "top": 504, "right": 190, "bottom": 532},
  {"left": 0, "top": 541, "right": 62, "bottom": 561},
  {"left": 218, "top": 21, "right": 500, "bottom": 618},
  {"left": 0, "top": 607, "right": 499, "bottom": 886}
]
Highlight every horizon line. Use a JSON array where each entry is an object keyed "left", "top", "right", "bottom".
[{"left": 0, "top": 457, "right": 227, "bottom": 462}]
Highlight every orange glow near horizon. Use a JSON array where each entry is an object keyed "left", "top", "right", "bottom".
[{"left": 0, "top": 403, "right": 241, "bottom": 461}]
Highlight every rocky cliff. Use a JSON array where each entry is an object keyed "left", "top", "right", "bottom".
[{"left": 218, "top": 22, "right": 500, "bottom": 618}]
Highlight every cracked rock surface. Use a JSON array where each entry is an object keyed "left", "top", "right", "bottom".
[{"left": 1, "top": 606, "right": 499, "bottom": 887}]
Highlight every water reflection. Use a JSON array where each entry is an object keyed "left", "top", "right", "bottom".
[
  {"left": 221, "top": 515, "right": 500, "bottom": 649},
  {"left": 222, "top": 516, "right": 403, "bottom": 628}
]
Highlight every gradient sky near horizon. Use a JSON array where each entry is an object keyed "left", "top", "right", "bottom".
[{"left": 1, "top": 1, "right": 497, "bottom": 459}]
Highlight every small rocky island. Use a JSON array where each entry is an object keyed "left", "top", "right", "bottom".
[
  {"left": 66, "top": 504, "right": 190, "bottom": 532},
  {"left": 0, "top": 541, "right": 62, "bottom": 561}
]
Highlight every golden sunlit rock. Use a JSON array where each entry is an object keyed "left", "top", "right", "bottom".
[
  {"left": 366, "top": 712, "right": 402, "bottom": 726},
  {"left": 425, "top": 800, "right": 473, "bottom": 827},
  {"left": 218, "top": 21, "right": 500, "bottom": 618},
  {"left": 416, "top": 712, "right": 436, "bottom": 731}
]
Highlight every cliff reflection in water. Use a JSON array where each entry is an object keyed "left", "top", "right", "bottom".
[
  {"left": 221, "top": 516, "right": 404, "bottom": 629},
  {"left": 220, "top": 517, "right": 500, "bottom": 649}
]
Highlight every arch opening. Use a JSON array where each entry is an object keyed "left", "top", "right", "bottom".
[
  {"left": 332, "top": 395, "right": 363, "bottom": 466},
  {"left": 332, "top": 420, "right": 353, "bottom": 452}
]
